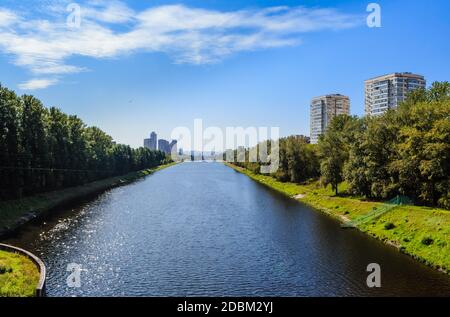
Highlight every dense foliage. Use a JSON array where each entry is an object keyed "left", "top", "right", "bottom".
[
  {"left": 342, "top": 82, "right": 450, "bottom": 208},
  {"left": 232, "top": 82, "right": 450, "bottom": 209},
  {"left": 231, "top": 135, "right": 320, "bottom": 184},
  {"left": 0, "top": 84, "right": 168, "bottom": 201}
]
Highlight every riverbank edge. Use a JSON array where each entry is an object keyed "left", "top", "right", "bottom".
[
  {"left": 0, "top": 162, "right": 177, "bottom": 240},
  {"left": 0, "top": 243, "right": 46, "bottom": 297},
  {"left": 224, "top": 162, "right": 449, "bottom": 276}
]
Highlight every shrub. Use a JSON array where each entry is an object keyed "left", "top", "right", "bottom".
[{"left": 384, "top": 222, "right": 396, "bottom": 230}]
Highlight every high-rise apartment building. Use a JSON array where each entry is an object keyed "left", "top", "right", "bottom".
[
  {"left": 310, "top": 94, "right": 350, "bottom": 144},
  {"left": 158, "top": 139, "right": 171, "bottom": 155},
  {"left": 144, "top": 131, "right": 157, "bottom": 150},
  {"left": 365, "top": 72, "right": 426, "bottom": 116}
]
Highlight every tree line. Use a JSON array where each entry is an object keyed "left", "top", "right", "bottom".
[
  {"left": 0, "top": 84, "right": 169, "bottom": 201},
  {"left": 230, "top": 135, "right": 320, "bottom": 183},
  {"left": 231, "top": 82, "right": 450, "bottom": 210}
]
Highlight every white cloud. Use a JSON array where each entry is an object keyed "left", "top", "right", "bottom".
[
  {"left": 18, "top": 78, "right": 59, "bottom": 90},
  {"left": 0, "top": 2, "right": 363, "bottom": 89},
  {"left": 0, "top": 8, "right": 18, "bottom": 26},
  {"left": 82, "top": 0, "right": 136, "bottom": 24}
]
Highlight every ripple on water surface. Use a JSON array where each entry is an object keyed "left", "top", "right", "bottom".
[{"left": 8, "top": 163, "right": 450, "bottom": 297}]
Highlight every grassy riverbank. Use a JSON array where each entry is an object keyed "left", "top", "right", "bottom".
[
  {"left": 0, "top": 162, "right": 177, "bottom": 238},
  {"left": 225, "top": 163, "right": 450, "bottom": 274},
  {"left": 0, "top": 250, "right": 40, "bottom": 297}
]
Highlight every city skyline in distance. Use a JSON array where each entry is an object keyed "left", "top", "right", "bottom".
[{"left": 0, "top": 0, "right": 449, "bottom": 148}]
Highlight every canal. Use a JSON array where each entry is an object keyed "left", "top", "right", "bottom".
[{"left": 6, "top": 163, "right": 450, "bottom": 296}]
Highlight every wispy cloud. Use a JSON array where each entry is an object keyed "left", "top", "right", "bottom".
[
  {"left": 82, "top": 0, "right": 135, "bottom": 24},
  {"left": 0, "top": 1, "right": 363, "bottom": 90},
  {"left": 0, "top": 8, "right": 18, "bottom": 26},
  {"left": 18, "top": 78, "right": 59, "bottom": 90}
]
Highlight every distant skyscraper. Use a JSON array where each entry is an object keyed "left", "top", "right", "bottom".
[
  {"left": 144, "top": 131, "right": 157, "bottom": 150},
  {"left": 169, "top": 140, "right": 177, "bottom": 156},
  {"left": 149, "top": 132, "right": 157, "bottom": 150},
  {"left": 310, "top": 94, "right": 350, "bottom": 144},
  {"left": 365, "top": 72, "right": 426, "bottom": 116},
  {"left": 158, "top": 139, "right": 170, "bottom": 155}
]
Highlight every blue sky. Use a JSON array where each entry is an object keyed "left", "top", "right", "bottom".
[{"left": 0, "top": 0, "right": 449, "bottom": 149}]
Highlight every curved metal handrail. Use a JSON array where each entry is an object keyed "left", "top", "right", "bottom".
[{"left": 0, "top": 243, "right": 46, "bottom": 297}]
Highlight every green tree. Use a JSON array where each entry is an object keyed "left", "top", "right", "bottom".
[
  {"left": 391, "top": 82, "right": 450, "bottom": 207},
  {"left": 47, "top": 107, "right": 70, "bottom": 188},
  {"left": 318, "top": 115, "right": 357, "bottom": 195},
  {"left": 284, "top": 136, "right": 319, "bottom": 183},
  {"left": 21, "top": 95, "right": 50, "bottom": 195},
  {"left": 67, "top": 115, "right": 89, "bottom": 185},
  {"left": 345, "top": 115, "right": 398, "bottom": 199},
  {"left": 0, "top": 85, "right": 21, "bottom": 199}
]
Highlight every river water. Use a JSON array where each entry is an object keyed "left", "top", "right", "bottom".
[{"left": 5, "top": 163, "right": 450, "bottom": 296}]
